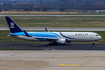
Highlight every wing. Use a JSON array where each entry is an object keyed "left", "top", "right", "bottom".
[
  {"left": 45, "top": 28, "right": 49, "bottom": 32},
  {"left": 23, "top": 30, "right": 58, "bottom": 41}
]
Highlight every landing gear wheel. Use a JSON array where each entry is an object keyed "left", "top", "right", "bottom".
[
  {"left": 49, "top": 43, "right": 54, "bottom": 45},
  {"left": 92, "top": 43, "right": 95, "bottom": 45},
  {"left": 92, "top": 41, "right": 95, "bottom": 45},
  {"left": 53, "top": 42, "right": 58, "bottom": 45},
  {"left": 49, "top": 42, "right": 58, "bottom": 45}
]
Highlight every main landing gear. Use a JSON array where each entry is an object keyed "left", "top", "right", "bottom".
[
  {"left": 92, "top": 41, "right": 95, "bottom": 45},
  {"left": 49, "top": 42, "right": 58, "bottom": 45}
]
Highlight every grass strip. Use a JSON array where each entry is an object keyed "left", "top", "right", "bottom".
[{"left": 1, "top": 16, "right": 105, "bottom": 28}]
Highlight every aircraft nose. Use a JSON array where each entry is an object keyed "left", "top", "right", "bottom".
[{"left": 99, "top": 36, "right": 102, "bottom": 39}]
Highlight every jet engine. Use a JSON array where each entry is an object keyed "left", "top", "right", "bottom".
[{"left": 57, "top": 38, "right": 67, "bottom": 44}]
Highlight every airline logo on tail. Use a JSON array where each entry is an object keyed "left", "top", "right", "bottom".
[{"left": 10, "top": 22, "right": 15, "bottom": 28}]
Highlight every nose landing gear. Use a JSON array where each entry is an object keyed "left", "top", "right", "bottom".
[{"left": 92, "top": 41, "right": 95, "bottom": 45}]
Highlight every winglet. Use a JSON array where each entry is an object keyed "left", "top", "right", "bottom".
[
  {"left": 5, "top": 16, "right": 23, "bottom": 33},
  {"left": 45, "top": 28, "right": 49, "bottom": 32},
  {"left": 23, "top": 30, "right": 31, "bottom": 37}
]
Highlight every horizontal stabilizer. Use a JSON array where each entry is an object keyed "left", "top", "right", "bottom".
[{"left": 23, "top": 30, "right": 32, "bottom": 37}]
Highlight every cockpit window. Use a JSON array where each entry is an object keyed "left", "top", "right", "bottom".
[{"left": 96, "top": 35, "right": 99, "bottom": 36}]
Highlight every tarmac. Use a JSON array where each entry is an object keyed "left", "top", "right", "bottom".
[
  {"left": 0, "top": 43, "right": 105, "bottom": 50},
  {"left": 0, "top": 43, "right": 105, "bottom": 70}
]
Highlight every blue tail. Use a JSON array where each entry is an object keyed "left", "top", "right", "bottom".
[{"left": 5, "top": 16, "right": 23, "bottom": 33}]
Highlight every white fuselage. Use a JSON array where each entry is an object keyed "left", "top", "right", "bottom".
[
  {"left": 57, "top": 32, "right": 102, "bottom": 42},
  {"left": 10, "top": 32, "right": 102, "bottom": 42}
]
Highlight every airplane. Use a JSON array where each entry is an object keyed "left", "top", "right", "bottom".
[{"left": 5, "top": 16, "right": 102, "bottom": 45}]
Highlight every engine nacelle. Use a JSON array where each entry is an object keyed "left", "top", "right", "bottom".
[{"left": 57, "top": 38, "right": 67, "bottom": 44}]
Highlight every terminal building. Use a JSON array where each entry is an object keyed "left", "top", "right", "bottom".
[{"left": 95, "top": 10, "right": 105, "bottom": 13}]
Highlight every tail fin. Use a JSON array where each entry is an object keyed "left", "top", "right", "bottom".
[{"left": 5, "top": 16, "right": 23, "bottom": 33}]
